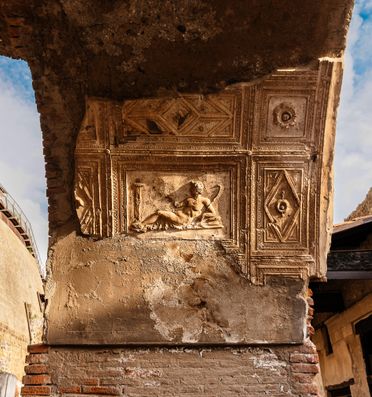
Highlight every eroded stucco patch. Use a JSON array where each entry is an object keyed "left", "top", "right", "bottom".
[{"left": 45, "top": 232, "right": 306, "bottom": 344}]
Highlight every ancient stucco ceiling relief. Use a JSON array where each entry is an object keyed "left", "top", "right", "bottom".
[{"left": 75, "top": 60, "right": 338, "bottom": 285}]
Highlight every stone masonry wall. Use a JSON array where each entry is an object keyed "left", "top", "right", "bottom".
[{"left": 22, "top": 342, "right": 320, "bottom": 397}]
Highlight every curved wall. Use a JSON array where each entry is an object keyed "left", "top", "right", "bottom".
[{"left": 0, "top": 216, "right": 44, "bottom": 380}]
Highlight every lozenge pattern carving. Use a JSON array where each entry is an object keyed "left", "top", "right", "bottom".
[
  {"left": 264, "top": 170, "right": 301, "bottom": 243},
  {"left": 122, "top": 94, "right": 236, "bottom": 138}
]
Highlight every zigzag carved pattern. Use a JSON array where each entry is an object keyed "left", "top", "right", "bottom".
[{"left": 122, "top": 94, "right": 235, "bottom": 137}]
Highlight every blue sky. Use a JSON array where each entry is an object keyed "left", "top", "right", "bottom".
[
  {"left": 0, "top": 1, "right": 372, "bottom": 267},
  {"left": 334, "top": 0, "right": 372, "bottom": 222},
  {"left": 0, "top": 57, "right": 47, "bottom": 266},
  {"left": 0, "top": 57, "right": 35, "bottom": 102}
]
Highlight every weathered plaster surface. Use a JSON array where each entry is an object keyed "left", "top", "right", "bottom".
[{"left": 46, "top": 231, "right": 306, "bottom": 344}]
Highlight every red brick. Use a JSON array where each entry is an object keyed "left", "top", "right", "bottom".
[
  {"left": 296, "top": 340, "right": 318, "bottom": 354},
  {"left": 82, "top": 379, "right": 99, "bottom": 386},
  {"left": 290, "top": 353, "right": 319, "bottom": 364},
  {"left": 307, "top": 321, "right": 314, "bottom": 330},
  {"left": 26, "top": 354, "right": 49, "bottom": 364},
  {"left": 25, "top": 365, "right": 49, "bottom": 375},
  {"left": 82, "top": 386, "right": 120, "bottom": 395},
  {"left": 21, "top": 386, "right": 51, "bottom": 395},
  {"left": 294, "top": 383, "right": 318, "bottom": 395},
  {"left": 292, "top": 373, "right": 314, "bottom": 384},
  {"left": 291, "top": 363, "right": 319, "bottom": 374},
  {"left": 28, "top": 345, "right": 49, "bottom": 354},
  {"left": 28, "top": 345, "right": 324, "bottom": 396},
  {"left": 22, "top": 375, "right": 51, "bottom": 385},
  {"left": 58, "top": 386, "right": 81, "bottom": 394},
  {"left": 88, "top": 371, "right": 122, "bottom": 378},
  {"left": 47, "top": 186, "right": 66, "bottom": 194},
  {"left": 5, "top": 17, "right": 26, "bottom": 25}
]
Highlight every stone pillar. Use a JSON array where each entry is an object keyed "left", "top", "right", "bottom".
[
  {"left": 0, "top": 2, "right": 354, "bottom": 395},
  {"left": 20, "top": 60, "right": 341, "bottom": 397}
]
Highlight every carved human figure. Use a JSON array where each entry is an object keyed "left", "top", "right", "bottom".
[{"left": 130, "top": 181, "right": 222, "bottom": 232}]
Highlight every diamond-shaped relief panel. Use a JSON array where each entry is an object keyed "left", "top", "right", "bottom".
[
  {"left": 264, "top": 170, "right": 301, "bottom": 243},
  {"left": 210, "top": 123, "right": 234, "bottom": 136},
  {"left": 160, "top": 99, "right": 198, "bottom": 134},
  {"left": 185, "top": 95, "right": 235, "bottom": 116}
]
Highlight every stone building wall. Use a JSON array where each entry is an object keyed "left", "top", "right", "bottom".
[
  {"left": 312, "top": 211, "right": 372, "bottom": 396},
  {"left": 313, "top": 293, "right": 372, "bottom": 397},
  {"left": 0, "top": 216, "right": 44, "bottom": 380}
]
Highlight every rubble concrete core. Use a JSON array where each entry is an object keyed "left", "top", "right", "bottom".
[{"left": 47, "top": 233, "right": 307, "bottom": 344}]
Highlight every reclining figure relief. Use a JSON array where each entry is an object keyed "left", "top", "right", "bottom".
[{"left": 130, "top": 181, "right": 223, "bottom": 233}]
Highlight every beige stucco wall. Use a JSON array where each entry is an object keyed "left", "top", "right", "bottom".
[
  {"left": 314, "top": 294, "right": 372, "bottom": 397},
  {"left": 0, "top": 218, "right": 44, "bottom": 380}
]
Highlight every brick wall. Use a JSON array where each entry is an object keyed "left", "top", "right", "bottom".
[
  {"left": 22, "top": 342, "right": 320, "bottom": 397},
  {"left": 0, "top": 323, "right": 28, "bottom": 378},
  {"left": 0, "top": 218, "right": 43, "bottom": 381}
]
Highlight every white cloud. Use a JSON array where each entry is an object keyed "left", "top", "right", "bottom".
[
  {"left": 334, "top": 0, "right": 372, "bottom": 222},
  {"left": 358, "top": 0, "right": 372, "bottom": 12},
  {"left": 0, "top": 70, "right": 48, "bottom": 269}
]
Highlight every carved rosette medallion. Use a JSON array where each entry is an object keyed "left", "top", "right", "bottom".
[
  {"left": 74, "top": 60, "right": 339, "bottom": 284},
  {"left": 273, "top": 102, "right": 297, "bottom": 129}
]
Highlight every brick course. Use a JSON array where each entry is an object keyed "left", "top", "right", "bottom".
[
  {"left": 22, "top": 375, "right": 51, "bottom": 385},
  {"left": 25, "top": 364, "right": 49, "bottom": 375},
  {"left": 28, "top": 345, "right": 49, "bottom": 354},
  {"left": 22, "top": 341, "right": 320, "bottom": 397}
]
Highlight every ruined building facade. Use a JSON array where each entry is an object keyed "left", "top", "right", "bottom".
[{"left": 0, "top": 1, "right": 355, "bottom": 396}]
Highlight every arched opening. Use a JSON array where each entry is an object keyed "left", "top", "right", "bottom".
[
  {"left": 0, "top": 56, "right": 47, "bottom": 267},
  {"left": 0, "top": 56, "right": 46, "bottom": 385}
]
